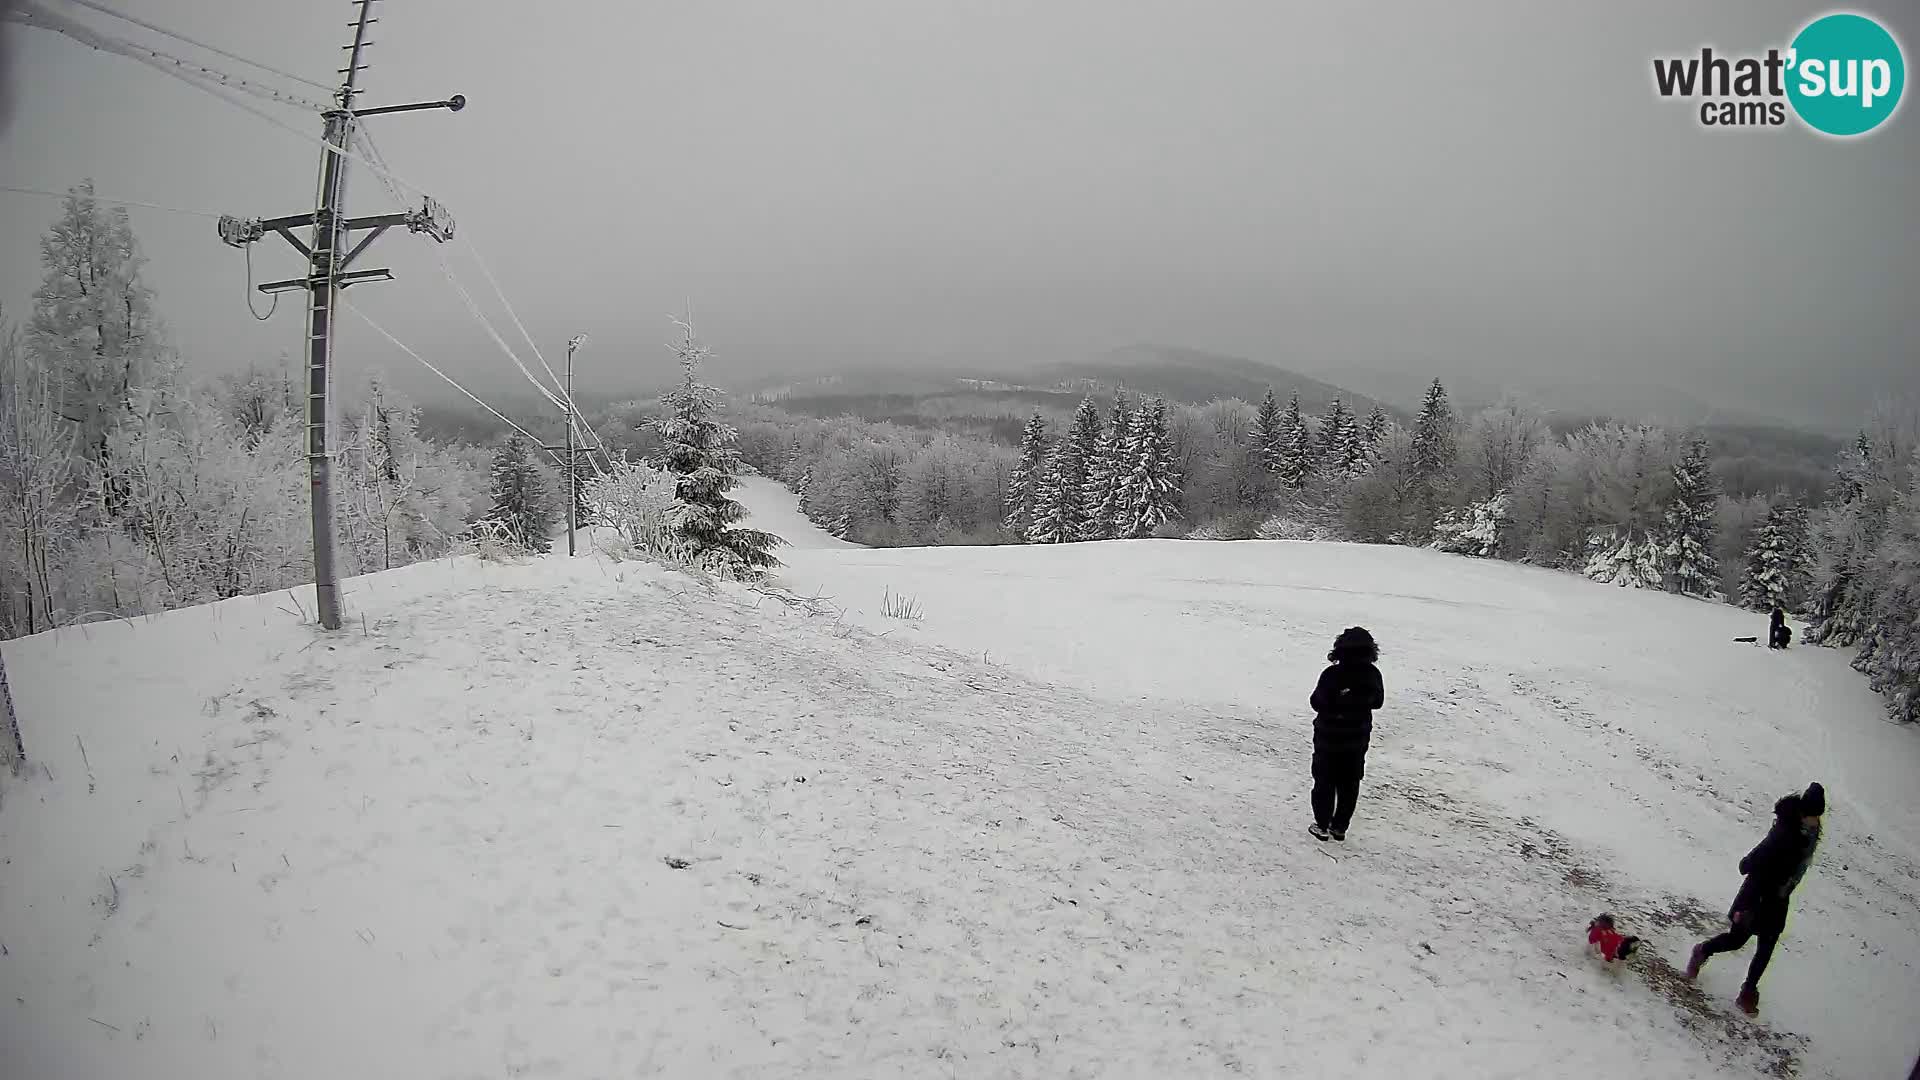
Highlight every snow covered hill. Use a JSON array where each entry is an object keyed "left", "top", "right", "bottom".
[{"left": 2, "top": 482, "right": 1916, "bottom": 1080}]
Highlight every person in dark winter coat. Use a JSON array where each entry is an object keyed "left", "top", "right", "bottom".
[
  {"left": 1768, "top": 607, "right": 1792, "bottom": 649},
  {"left": 1685, "top": 782, "right": 1825, "bottom": 1016},
  {"left": 1308, "top": 626, "right": 1384, "bottom": 842}
]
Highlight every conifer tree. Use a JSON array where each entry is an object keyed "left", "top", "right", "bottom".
[
  {"left": 1119, "top": 396, "right": 1181, "bottom": 537},
  {"left": 1320, "top": 398, "right": 1366, "bottom": 476},
  {"left": 1662, "top": 434, "right": 1720, "bottom": 597},
  {"left": 1277, "top": 391, "right": 1313, "bottom": 490},
  {"left": 1409, "top": 378, "right": 1457, "bottom": 532},
  {"left": 1003, "top": 410, "right": 1050, "bottom": 538},
  {"left": 27, "top": 179, "right": 167, "bottom": 516},
  {"left": 1026, "top": 443, "right": 1074, "bottom": 544},
  {"left": 649, "top": 318, "right": 783, "bottom": 576},
  {"left": 1083, "top": 394, "right": 1131, "bottom": 540},
  {"left": 1024, "top": 395, "right": 1101, "bottom": 543},
  {"left": 485, "top": 433, "right": 556, "bottom": 553},
  {"left": 1411, "top": 378, "right": 1456, "bottom": 484},
  {"left": 1361, "top": 405, "right": 1391, "bottom": 466},
  {"left": 1740, "top": 497, "right": 1806, "bottom": 611},
  {"left": 1253, "top": 389, "right": 1285, "bottom": 476}
]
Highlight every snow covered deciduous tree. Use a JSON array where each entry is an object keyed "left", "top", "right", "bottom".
[
  {"left": 1806, "top": 427, "right": 1903, "bottom": 648},
  {"left": 1661, "top": 435, "right": 1721, "bottom": 598},
  {"left": 1118, "top": 397, "right": 1181, "bottom": 538},
  {"left": 1506, "top": 439, "right": 1588, "bottom": 567},
  {"left": 1853, "top": 464, "right": 1920, "bottom": 722},
  {"left": 1004, "top": 411, "right": 1050, "bottom": 539},
  {"left": 648, "top": 319, "right": 783, "bottom": 578},
  {"left": 1462, "top": 401, "right": 1549, "bottom": 502},
  {"left": 0, "top": 317, "right": 78, "bottom": 636},
  {"left": 484, "top": 433, "right": 556, "bottom": 554},
  {"left": 216, "top": 358, "right": 297, "bottom": 447},
  {"left": 1276, "top": 391, "right": 1313, "bottom": 490},
  {"left": 1570, "top": 422, "right": 1680, "bottom": 589},
  {"left": 583, "top": 457, "right": 680, "bottom": 556},
  {"left": 1083, "top": 395, "right": 1131, "bottom": 540},
  {"left": 1343, "top": 424, "right": 1418, "bottom": 543}
]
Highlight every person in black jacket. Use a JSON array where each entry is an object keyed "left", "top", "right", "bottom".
[
  {"left": 1308, "top": 626, "right": 1384, "bottom": 842},
  {"left": 1768, "top": 607, "right": 1792, "bottom": 649},
  {"left": 1685, "top": 782, "right": 1825, "bottom": 1015}
]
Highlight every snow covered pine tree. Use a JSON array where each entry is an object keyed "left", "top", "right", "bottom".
[
  {"left": 1321, "top": 398, "right": 1366, "bottom": 477},
  {"left": 1253, "top": 389, "right": 1285, "bottom": 478},
  {"left": 1409, "top": 378, "right": 1457, "bottom": 535},
  {"left": 1029, "top": 395, "right": 1103, "bottom": 544},
  {"left": 1082, "top": 394, "right": 1132, "bottom": 541},
  {"left": 1118, "top": 397, "right": 1181, "bottom": 538},
  {"left": 1663, "top": 435, "right": 1720, "bottom": 598},
  {"left": 1740, "top": 498, "right": 1808, "bottom": 612},
  {"left": 1361, "top": 404, "right": 1391, "bottom": 466},
  {"left": 1026, "top": 445, "right": 1071, "bottom": 544},
  {"left": 1277, "top": 391, "right": 1313, "bottom": 490},
  {"left": 484, "top": 433, "right": 557, "bottom": 553},
  {"left": 649, "top": 319, "right": 783, "bottom": 579},
  {"left": 1004, "top": 411, "right": 1050, "bottom": 540}
]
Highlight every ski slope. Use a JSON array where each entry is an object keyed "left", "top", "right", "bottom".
[{"left": 0, "top": 481, "right": 1915, "bottom": 1080}]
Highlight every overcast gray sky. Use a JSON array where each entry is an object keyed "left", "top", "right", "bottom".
[{"left": 1, "top": 0, "right": 1915, "bottom": 430}]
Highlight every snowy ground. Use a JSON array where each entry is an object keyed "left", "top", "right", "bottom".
[{"left": 1, "top": 480, "right": 1915, "bottom": 1079}]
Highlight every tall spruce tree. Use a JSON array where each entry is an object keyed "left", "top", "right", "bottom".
[
  {"left": 1253, "top": 389, "right": 1285, "bottom": 476},
  {"left": 28, "top": 179, "right": 167, "bottom": 516},
  {"left": 1004, "top": 410, "right": 1050, "bottom": 538},
  {"left": 1409, "top": 378, "right": 1457, "bottom": 532},
  {"left": 485, "top": 433, "right": 556, "bottom": 553},
  {"left": 1277, "top": 391, "right": 1313, "bottom": 489},
  {"left": 1321, "top": 398, "right": 1365, "bottom": 475},
  {"left": 1740, "top": 497, "right": 1805, "bottom": 611},
  {"left": 1119, "top": 396, "right": 1181, "bottom": 537},
  {"left": 1662, "top": 434, "right": 1720, "bottom": 597},
  {"left": 1411, "top": 378, "right": 1456, "bottom": 483},
  {"left": 1361, "top": 405, "right": 1391, "bottom": 466},
  {"left": 1026, "top": 443, "right": 1073, "bottom": 544},
  {"left": 1041, "top": 394, "right": 1103, "bottom": 541},
  {"left": 1083, "top": 394, "right": 1131, "bottom": 540},
  {"left": 649, "top": 318, "right": 783, "bottom": 576}
]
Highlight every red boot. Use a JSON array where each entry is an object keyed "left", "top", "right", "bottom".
[
  {"left": 1684, "top": 943, "right": 1706, "bottom": 981},
  {"left": 1735, "top": 984, "right": 1759, "bottom": 1016}
]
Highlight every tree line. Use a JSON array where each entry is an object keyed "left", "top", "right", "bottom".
[
  {"left": 0, "top": 184, "right": 506, "bottom": 638},
  {"left": 730, "top": 378, "right": 1918, "bottom": 723},
  {"left": 0, "top": 184, "right": 786, "bottom": 641}
]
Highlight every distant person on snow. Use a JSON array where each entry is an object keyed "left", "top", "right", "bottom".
[
  {"left": 1685, "top": 782, "right": 1825, "bottom": 1016},
  {"left": 1308, "top": 626, "right": 1384, "bottom": 843},
  {"left": 1768, "top": 607, "right": 1792, "bottom": 650}
]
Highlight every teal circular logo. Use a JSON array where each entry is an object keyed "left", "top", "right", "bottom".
[{"left": 1787, "top": 13, "right": 1905, "bottom": 136}]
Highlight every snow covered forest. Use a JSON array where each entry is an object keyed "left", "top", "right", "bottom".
[
  {"left": 716, "top": 381, "right": 1920, "bottom": 723},
  {"left": 4, "top": 179, "right": 1916, "bottom": 723},
  {"left": 0, "top": 183, "right": 516, "bottom": 639}
]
